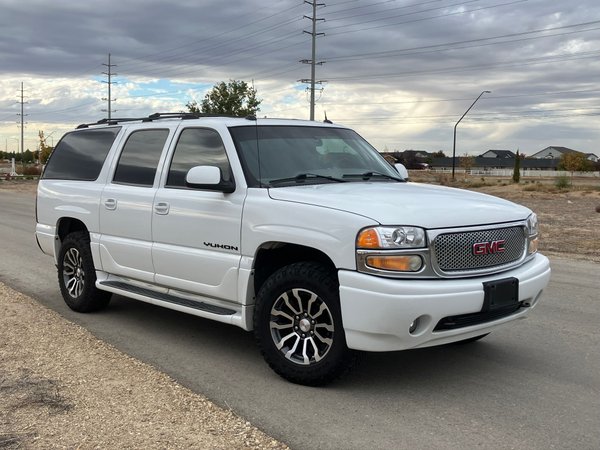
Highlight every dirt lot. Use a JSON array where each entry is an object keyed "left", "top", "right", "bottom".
[{"left": 0, "top": 176, "right": 598, "bottom": 448}]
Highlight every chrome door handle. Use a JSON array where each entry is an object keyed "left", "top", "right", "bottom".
[
  {"left": 104, "top": 198, "right": 117, "bottom": 210},
  {"left": 154, "top": 202, "right": 170, "bottom": 215}
]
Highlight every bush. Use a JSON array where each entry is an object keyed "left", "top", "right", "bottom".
[
  {"left": 555, "top": 176, "right": 570, "bottom": 189},
  {"left": 21, "top": 165, "right": 42, "bottom": 176}
]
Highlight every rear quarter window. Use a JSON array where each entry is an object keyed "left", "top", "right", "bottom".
[{"left": 42, "top": 127, "right": 121, "bottom": 181}]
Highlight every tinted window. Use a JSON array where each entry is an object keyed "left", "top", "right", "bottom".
[
  {"left": 113, "top": 129, "right": 169, "bottom": 186},
  {"left": 229, "top": 126, "right": 399, "bottom": 187},
  {"left": 42, "top": 127, "right": 121, "bottom": 181},
  {"left": 166, "top": 128, "right": 232, "bottom": 188}
]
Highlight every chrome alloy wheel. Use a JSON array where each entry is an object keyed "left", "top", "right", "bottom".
[
  {"left": 62, "top": 248, "right": 85, "bottom": 298},
  {"left": 269, "top": 288, "right": 334, "bottom": 365}
]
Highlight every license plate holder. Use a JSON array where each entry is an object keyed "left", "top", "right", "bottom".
[{"left": 482, "top": 277, "right": 519, "bottom": 312}]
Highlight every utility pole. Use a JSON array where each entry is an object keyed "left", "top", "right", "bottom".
[
  {"left": 102, "top": 53, "right": 117, "bottom": 120},
  {"left": 300, "top": 0, "right": 325, "bottom": 121},
  {"left": 16, "top": 82, "right": 28, "bottom": 157}
]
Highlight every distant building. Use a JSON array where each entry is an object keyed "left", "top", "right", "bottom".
[
  {"left": 531, "top": 146, "right": 580, "bottom": 159},
  {"left": 584, "top": 153, "right": 599, "bottom": 162},
  {"left": 479, "top": 149, "right": 516, "bottom": 159}
]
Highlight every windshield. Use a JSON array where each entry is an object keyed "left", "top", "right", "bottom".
[{"left": 228, "top": 125, "right": 402, "bottom": 187}]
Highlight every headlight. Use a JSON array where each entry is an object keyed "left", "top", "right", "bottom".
[
  {"left": 526, "top": 213, "right": 539, "bottom": 254},
  {"left": 526, "top": 213, "right": 538, "bottom": 236},
  {"left": 357, "top": 226, "right": 426, "bottom": 249}
]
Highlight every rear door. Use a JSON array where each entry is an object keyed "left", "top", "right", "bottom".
[{"left": 98, "top": 125, "right": 175, "bottom": 282}]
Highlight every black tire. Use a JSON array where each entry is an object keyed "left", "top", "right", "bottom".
[
  {"left": 453, "top": 333, "right": 490, "bottom": 344},
  {"left": 57, "top": 231, "right": 111, "bottom": 312},
  {"left": 253, "top": 262, "right": 354, "bottom": 386}
]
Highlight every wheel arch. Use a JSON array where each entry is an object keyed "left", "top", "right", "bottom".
[
  {"left": 251, "top": 242, "right": 337, "bottom": 299},
  {"left": 55, "top": 217, "right": 89, "bottom": 259}
]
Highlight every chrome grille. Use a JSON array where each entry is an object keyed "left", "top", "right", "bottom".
[{"left": 433, "top": 226, "right": 526, "bottom": 273}]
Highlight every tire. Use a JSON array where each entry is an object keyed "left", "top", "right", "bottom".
[
  {"left": 253, "top": 262, "right": 354, "bottom": 386},
  {"left": 57, "top": 231, "right": 111, "bottom": 312}
]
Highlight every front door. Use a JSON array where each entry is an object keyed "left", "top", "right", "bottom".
[{"left": 151, "top": 127, "right": 244, "bottom": 302}]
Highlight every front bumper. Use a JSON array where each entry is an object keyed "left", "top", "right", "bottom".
[{"left": 339, "top": 253, "right": 550, "bottom": 351}]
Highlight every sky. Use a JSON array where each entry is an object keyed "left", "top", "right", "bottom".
[{"left": 1, "top": 0, "right": 600, "bottom": 157}]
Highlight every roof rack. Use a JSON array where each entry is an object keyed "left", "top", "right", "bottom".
[{"left": 76, "top": 112, "right": 246, "bottom": 129}]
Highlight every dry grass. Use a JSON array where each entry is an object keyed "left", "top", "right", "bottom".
[{"left": 410, "top": 172, "right": 600, "bottom": 262}]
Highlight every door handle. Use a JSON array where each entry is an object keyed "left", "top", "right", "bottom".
[
  {"left": 154, "top": 202, "right": 170, "bottom": 215},
  {"left": 104, "top": 198, "right": 117, "bottom": 210}
]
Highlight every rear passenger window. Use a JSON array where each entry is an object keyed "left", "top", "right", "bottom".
[
  {"left": 166, "top": 128, "right": 232, "bottom": 188},
  {"left": 42, "top": 127, "right": 121, "bottom": 181},
  {"left": 113, "top": 129, "right": 169, "bottom": 187}
]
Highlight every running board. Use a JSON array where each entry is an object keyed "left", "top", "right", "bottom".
[{"left": 99, "top": 280, "right": 236, "bottom": 316}]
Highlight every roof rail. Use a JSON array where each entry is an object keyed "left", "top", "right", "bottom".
[{"left": 75, "top": 112, "right": 245, "bottom": 129}]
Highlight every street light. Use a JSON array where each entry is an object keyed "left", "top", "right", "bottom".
[{"left": 452, "top": 90, "right": 491, "bottom": 180}]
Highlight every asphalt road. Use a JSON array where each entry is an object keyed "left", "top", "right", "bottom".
[{"left": 1, "top": 188, "right": 599, "bottom": 450}]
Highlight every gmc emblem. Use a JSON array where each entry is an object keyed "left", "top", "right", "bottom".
[{"left": 472, "top": 240, "right": 506, "bottom": 255}]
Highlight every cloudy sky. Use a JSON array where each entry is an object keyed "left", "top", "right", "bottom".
[{"left": 1, "top": 0, "right": 599, "bottom": 156}]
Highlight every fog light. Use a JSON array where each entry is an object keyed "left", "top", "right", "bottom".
[
  {"left": 366, "top": 255, "right": 423, "bottom": 272},
  {"left": 409, "top": 320, "right": 418, "bottom": 334}
]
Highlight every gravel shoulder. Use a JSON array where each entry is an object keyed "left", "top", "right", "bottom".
[{"left": 0, "top": 282, "right": 288, "bottom": 449}]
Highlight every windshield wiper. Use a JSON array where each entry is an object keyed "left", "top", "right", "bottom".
[
  {"left": 269, "top": 173, "right": 347, "bottom": 186},
  {"left": 342, "top": 171, "right": 405, "bottom": 182}
]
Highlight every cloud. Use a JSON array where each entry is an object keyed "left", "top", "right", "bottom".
[{"left": 1, "top": 0, "right": 600, "bottom": 154}]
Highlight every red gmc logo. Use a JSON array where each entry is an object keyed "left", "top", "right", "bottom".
[{"left": 472, "top": 240, "right": 506, "bottom": 255}]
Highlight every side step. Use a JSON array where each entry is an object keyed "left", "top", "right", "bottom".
[{"left": 99, "top": 280, "right": 236, "bottom": 316}]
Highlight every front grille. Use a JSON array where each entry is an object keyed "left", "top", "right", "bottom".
[
  {"left": 433, "top": 302, "right": 524, "bottom": 331},
  {"left": 433, "top": 226, "right": 526, "bottom": 273}
]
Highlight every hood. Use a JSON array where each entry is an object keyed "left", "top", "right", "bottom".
[{"left": 267, "top": 182, "right": 531, "bottom": 229}]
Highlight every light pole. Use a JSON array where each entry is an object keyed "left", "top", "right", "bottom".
[{"left": 452, "top": 90, "right": 491, "bottom": 180}]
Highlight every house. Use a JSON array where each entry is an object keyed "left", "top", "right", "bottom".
[
  {"left": 584, "top": 153, "right": 599, "bottom": 162},
  {"left": 479, "top": 149, "right": 516, "bottom": 159},
  {"left": 531, "top": 146, "right": 581, "bottom": 160}
]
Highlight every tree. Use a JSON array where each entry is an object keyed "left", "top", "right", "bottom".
[
  {"left": 460, "top": 154, "right": 475, "bottom": 175},
  {"left": 187, "top": 80, "right": 261, "bottom": 117},
  {"left": 512, "top": 150, "right": 521, "bottom": 183},
  {"left": 559, "top": 152, "right": 591, "bottom": 180},
  {"left": 38, "top": 130, "right": 54, "bottom": 164}
]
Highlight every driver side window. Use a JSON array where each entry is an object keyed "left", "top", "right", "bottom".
[{"left": 166, "top": 128, "right": 233, "bottom": 189}]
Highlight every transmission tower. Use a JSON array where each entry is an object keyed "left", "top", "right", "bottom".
[
  {"left": 300, "top": 0, "right": 326, "bottom": 121},
  {"left": 16, "top": 82, "right": 28, "bottom": 156},
  {"left": 102, "top": 53, "right": 117, "bottom": 120}
]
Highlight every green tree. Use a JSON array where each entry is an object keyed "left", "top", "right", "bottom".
[
  {"left": 512, "top": 150, "right": 521, "bottom": 183},
  {"left": 187, "top": 80, "right": 261, "bottom": 117}
]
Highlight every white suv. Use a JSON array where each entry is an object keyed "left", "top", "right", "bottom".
[{"left": 36, "top": 113, "right": 551, "bottom": 385}]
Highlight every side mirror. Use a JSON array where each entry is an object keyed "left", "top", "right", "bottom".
[
  {"left": 394, "top": 163, "right": 409, "bottom": 180},
  {"left": 185, "top": 166, "right": 235, "bottom": 193}
]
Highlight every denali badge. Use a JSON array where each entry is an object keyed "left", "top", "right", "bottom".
[{"left": 472, "top": 240, "right": 506, "bottom": 255}]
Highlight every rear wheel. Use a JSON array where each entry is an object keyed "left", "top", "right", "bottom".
[
  {"left": 57, "top": 231, "right": 111, "bottom": 312},
  {"left": 254, "top": 262, "right": 354, "bottom": 386}
]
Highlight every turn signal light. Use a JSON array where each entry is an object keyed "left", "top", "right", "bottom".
[
  {"left": 366, "top": 255, "right": 423, "bottom": 272},
  {"left": 357, "top": 228, "right": 380, "bottom": 249}
]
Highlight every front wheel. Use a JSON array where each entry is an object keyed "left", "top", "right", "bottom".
[
  {"left": 57, "top": 231, "right": 111, "bottom": 312},
  {"left": 254, "top": 262, "right": 354, "bottom": 386}
]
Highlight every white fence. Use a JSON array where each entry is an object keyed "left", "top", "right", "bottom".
[{"left": 429, "top": 168, "right": 600, "bottom": 178}]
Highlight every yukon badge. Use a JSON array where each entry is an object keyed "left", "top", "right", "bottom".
[
  {"left": 472, "top": 240, "right": 506, "bottom": 256},
  {"left": 204, "top": 242, "right": 239, "bottom": 251}
]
